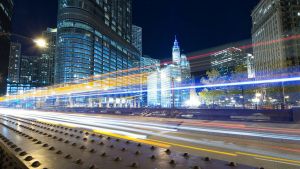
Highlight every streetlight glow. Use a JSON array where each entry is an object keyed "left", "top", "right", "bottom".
[{"left": 33, "top": 38, "right": 48, "bottom": 48}]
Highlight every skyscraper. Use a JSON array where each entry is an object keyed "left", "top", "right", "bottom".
[
  {"left": 7, "top": 43, "right": 38, "bottom": 95},
  {"left": 55, "top": 0, "right": 140, "bottom": 84},
  {"left": 252, "top": 0, "right": 300, "bottom": 79},
  {"left": 7, "top": 43, "right": 21, "bottom": 85},
  {"left": 0, "top": 0, "right": 14, "bottom": 94},
  {"left": 38, "top": 28, "right": 57, "bottom": 86},
  {"left": 172, "top": 37, "right": 181, "bottom": 65},
  {"left": 211, "top": 47, "right": 247, "bottom": 77},
  {"left": 140, "top": 55, "right": 160, "bottom": 106},
  {"left": 147, "top": 38, "right": 192, "bottom": 108},
  {"left": 132, "top": 25, "right": 142, "bottom": 55},
  {"left": 0, "top": 0, "right": 13, "bottom": 33},
  {"left": 188, "top": 40, "right": 254, "bottom": 81}
]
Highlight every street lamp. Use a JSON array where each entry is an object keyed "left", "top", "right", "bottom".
[{"left": 33, "top": 38, "right": 48, "bottom": 48}]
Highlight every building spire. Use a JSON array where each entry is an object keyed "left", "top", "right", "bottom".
[
  {"left": 172, "top": 35, "right": 180, "bottom": 64},
  {"left": 174, "top": 35, "right": 179, "bottom": 47}
]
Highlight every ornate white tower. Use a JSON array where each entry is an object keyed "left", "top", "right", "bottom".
[{"left": 172, "top": 36, "right": 181, "bottom": 65}]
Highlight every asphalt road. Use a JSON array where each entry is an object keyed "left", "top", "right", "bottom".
[{"left": 0, "top": 108, "right": 299, "bottom": 169}]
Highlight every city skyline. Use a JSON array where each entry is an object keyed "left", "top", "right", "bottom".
[
  {"left": 1, "top": 1, "right": 300, "bottom": 169},
  {"left": 11, "top": 0, "right": 259, "bottom": 59}
]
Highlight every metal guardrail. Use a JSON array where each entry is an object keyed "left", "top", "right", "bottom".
[{"left": 0, "top": 115, "right": 258, "bottom": 169}]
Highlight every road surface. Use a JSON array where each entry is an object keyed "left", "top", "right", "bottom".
[{"left": 0, "top": 108, "right": 299, "bottom": 169}]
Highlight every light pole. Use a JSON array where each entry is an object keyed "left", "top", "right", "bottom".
[
  {"left": 0, "top": 33, "right": 48, "bottom": 49},
  {"left": 281, "top": 81, "right": 286, "bottom": 109}
]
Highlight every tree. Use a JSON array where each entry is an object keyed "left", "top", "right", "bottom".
[
  {"left": 202, "top": 69, "right": 221, "bottom": 84},
  {"left": 199, "top": 69, "right": 224, "bottom": 106}
]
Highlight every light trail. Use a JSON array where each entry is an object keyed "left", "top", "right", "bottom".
[
  {"left": 2, "top": 34, "right": 300, "bottom": 103},
  {"left": 1, "top": 108, "right": 300, "bottom": 141},
  {"left": 21, "top": 75, "right": 300, "bottom": 101},
  {"left": 1, "top": 108, "right": 300, "bottom": 166}
]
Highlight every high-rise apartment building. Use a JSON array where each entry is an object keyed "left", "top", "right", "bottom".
[
  {"left": 0, "top": 0, "right": 14, "bottom": 94},
  {"left": 56, "top": 0, "right": 139, "bottom": 84},
  {"left": 252, "top": 0, "right": 300, "bottom": 79},
  {"left": 132, "top": 25, "right": 142, "bottom": 54}
]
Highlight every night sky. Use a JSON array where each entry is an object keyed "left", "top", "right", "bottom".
[{"left": 12, "top": 0, "right": 260, "bottom": 59}]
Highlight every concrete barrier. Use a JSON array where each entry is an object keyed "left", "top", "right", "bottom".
[
  {"left": 292, "top": 108, "right": 300, "bottom": 122},
  {"left": 37, "top": 107, "right": 295, "bottom": 123}
]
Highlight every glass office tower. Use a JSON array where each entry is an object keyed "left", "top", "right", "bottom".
[
  {"left": 0, "top": 0, "right": 14, "bottom": 94},
  {"left": 56, "top": 0, "right": 140, "bottom": 84}
]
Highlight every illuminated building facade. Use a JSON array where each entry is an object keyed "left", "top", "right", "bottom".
[
  {"left": 7, "top": 43, "right": 38, "bottom": 95},
  {"left": 56, "top": 0, "right": 139, "bottom": 84},
  {"left": 7, "top": 43, "right": 21, "bottom": 85},
  {"left": 211, "top": 47, "right": 247, "bottom": 77},
  {"left": 147, "top": 38, "right": 192, "bottom": 108},
  {"left": 140, "top": 55, "right": 160, "bottom": 106},
  {"left": 38, "top": 28, "right": 57, "bottom": 86},
  {"left": 132, "top": 25, "right": 142, "bottom": 55},
  {"left": 252, "top": 0, "right": 300, "bottom": 79},
  {"left": 147, "top": 70, "right": 161, "bottom": 107},
  {"left": 52, "top": 0, "right": 141, "bottom": 108},
  {"left": 189, "top": 42, "right": 254, "bottom": 81},
  {"left": 0, "top": 0, "right": 14, "bottom": 94}
]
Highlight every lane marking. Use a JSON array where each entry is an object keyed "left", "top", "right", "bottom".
[
  {"left": 255, "top": 157, "right": 300, "bottom": 167},
  {"left": 93, "top": 129, "right": 170, "bottom": 148},
  {"left": 147, "top": 139, "right": 237, "bottom": 156},
  {"left": 237, "top": 152, "right": 300, "bottom": 165}
]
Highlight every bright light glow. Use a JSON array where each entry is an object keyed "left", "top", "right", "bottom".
[
  {"left": 252, "top": 98, "right": 260, "bottom": 103},
  {"left": 255, "top": 93, "right": 262, "bottom": 97},
  {"left": 33, "top": 38, "right": 47, "bottom": 48},
  {"left": 185, "top": 96, "right": 201, "bottom": 108},
  {"left": 1, "top": 108, "right": 300, "bottom": 143},
  {"left": 176, "top": 77, "right": 182, "bottom": 82},
  {"left": 161, "top": 72, "right": 167, "bottom": 79}
]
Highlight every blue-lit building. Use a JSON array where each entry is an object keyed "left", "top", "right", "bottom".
[
  {"left": 38, "top": 28, "right": 57, "bottom": 86},
  {"left": 147, "top": 38, "right": 192, "bottom": 108},
  {"left": 53, "top": 0, "right": 141, "bottom": 108},
  {"left": 6, "top": 43, "right": 38, "bottom": 95},
  {"left": 140, "top": 55, "right": 160, "bottom": 106},
  {"left": 0, "top": 0, "right": 14, "bottom": 94},
  {"left": 55, "top": 0, "right": 139, "bottom": 84},
  {"left": 132, "top": 25, "right": 143, "bottom": 55}
]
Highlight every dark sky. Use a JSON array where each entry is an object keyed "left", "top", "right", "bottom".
[{"left": 12, "top": 0, "right": 260, "bottom": 59}]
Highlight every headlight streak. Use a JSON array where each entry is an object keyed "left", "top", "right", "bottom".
[
  {"left": 2, "top": 108, "right": 300, "bottom": 161},
  {"left": 1, "top": 108, "right": 300, "bottom": 142},
  {"left": 20, "top": 76, "right": 300, "bottom": 100},
  {"left": 2, "top": 34, "right": 300, "bottom": 103}
]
